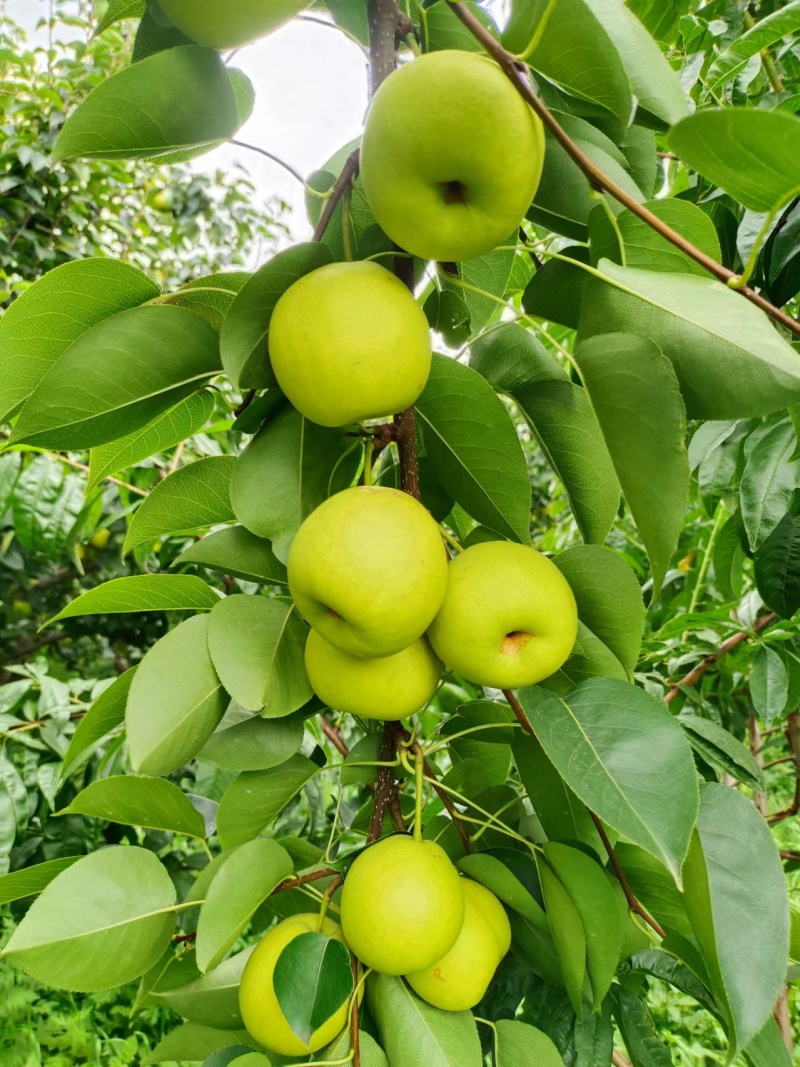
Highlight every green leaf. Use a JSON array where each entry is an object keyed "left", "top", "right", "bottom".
[
  {"left": 754, "top": 506, "right": 800, "bottom": 618},
  {"left": 143, "top": 1024, "right": 260, "bottom": 1065},
  {"left": 273, "top": 932, "right": 353, "bottom": 1045},
  {"left": 707, "top": 4, "right": 800, "bottom": 92},
  {"left": 740, "top": 418, "right": 800, "bottom": 551},
  {"left": 554, "top": 622, "right": 628, "bottom": 688},
  {"left": 749, "top": 645, "right": 788, "bottom": 725},
  {"left": 207, "top": 595, "right": 312, "bottom": 716},
  {"left": 519, "top": 680, "right": 698, "bottom": 882},
  {"left": 457, "top": 853, "right": 548, "bottom": 928},
  {"left": 610, "top": 985, "right": 672, "bottom": 1067},
  {"left": 680, "top": 715, "right": 765, "bottom": 791},
  {"left": 166, "top": 272, "right": 251, "bottom": 332},
  {"left": 216, "top": 754, "right": 319, "bottom": 849},
  {"left": 539, "top": 861, "right": 586, "bottom": 1013},
  {"left": 683, "top": 783, "right": 790, "bottom": 1056},
  {"left": 95, "top": 0, "right": 146, "bottom": 34},
  {"left": 220, "top": 243, "right": 334, "bottom": 389},
  {"left": 11, "top": 455, "right": 85, "bottom": 560},
  {"left": 494, "top": 1019, "right": 564, "bottom": 1067},
  {"left": 0, "top": 452, "right": 20, "bottom": 516},
  {"left": 713, "top": 512, "right": 747, "bottom": 601},
  {"left": 230, "top": 406, "right": 360, "bottom": 564},
  {"left": 589, "top": 199, "right": 721, "bottom": 276},
  {"left": 174, "top": 526, "right": 288, "bottom": 585},
  {"left": 200, "top": 705, "right": 304, "bottom": 772},
  {"left": 0, "top": 258, "right": 159, "bottom": 424},
  {"left": 471, "top": 324, "right": 620, "bottom": 546},
  {"left": 124, "top": 456, "right": 237, "bottom": 554},
  {"left": 574, "top": 333, "right": 689, "bottom": 598},
  {"left": 0, "top": 857, "right": 81, "bottom": 906},
  {"left": 443, "top": 243, "right": 517, "bottom": 334},
  {"left": 201, "top": 1051, "right": 261, "bottom": 1067},
  {"left": 626, "top": 0, "right": 688, "bottom": 42},
  {"left": 47, "top": 574, "right": 220, "bottom": 626},
  {"left": 504, "top": 0, "right": 633, "bottom": 126},
  {"left": 155, "top": 946, "right": 253, "bottom": 1030},
  {"left": 669, "top": 110, "right": 800, "bottom": 213},
  {"left": 544, "top": 843, "right": 622, "bottom": 1010},
  {"left": 60, "top": 775, "right": 206, "bottom": 838},
  {"left": 582, "top": 0, "right": 688, "bottom": 128},
  {"left": 2, "top": 847, "right": 176, "bottom": 991},
  {"left": 613, "top": 844, "right": 693, "bottom": 939},
  {"left": 367, "top": 973, "right": 483, "bottom": 1067},
  {"left": 622, "top": 949, "right": 715, "bottom": 1011},
  {"left": 579, "top": 260, "right": 800, "bottom": 419},
  {"left": 529, "top": 120, "right": 644, "bottom": 241},
  {"left": 197, "top": 838, "right": 293, "bottom": 973},
  {"left": 553, "top": 546, "right": 644, "bottom": 676},
  {"left": 416, "top": 354, "right": 532, "bottom": 543},
  {"left": 513, "top": 732, "right": 605, "bottom": 856},
  {"left": 521, "top": 247, "right": 589, "bottom": 329},
  {"left": 126, "top": 614, "right": 226, "bottom": 777},
  {"left": 11, "top": 306, "right": 220, "bottom": 451},
  {"left": 320, "top": 1029, "right": 388, "bottom": 1066},
  {"left": 88, "top": 389, "right": 214, "bottom": 491},
  {"left": 54, "top": 47, "right": 241, "bottom": 162},
  {"left": 744, "top": 1019, "right": 794, "bottom": 1067},
  {"left": 61, "top": 668, "right": 136, "bottom": 781}
]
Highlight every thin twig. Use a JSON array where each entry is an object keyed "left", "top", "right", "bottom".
[
  {"left": 664, "top": 612, "right": 778, "bottom": 704},
  {"left": 229, "top": 139, "right": 306, "bottom": 185},
  {"left": 55, "top": 453, "right": 149, "bottom": 497},
  {"left": 444, "top": 1, "right": 800, "bottom": 340},
  {"left": 312, "top": 149, "right": 360, "bottom": 243},
  {"left": 321, "top": 716, "right": 350, "bottom": 758},
  {"left": 590, "top": 812, "right": 666, "bottom": 939},
  {"left": 503, "top": 689, "right": 535, "bottom": 735}
]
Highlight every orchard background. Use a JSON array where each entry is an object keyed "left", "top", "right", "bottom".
[{"left": 0, "top": 1, "right": 799, "bottom": 1066}]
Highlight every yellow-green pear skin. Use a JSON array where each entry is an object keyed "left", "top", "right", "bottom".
[
  {"left": 361, "top": 51, "right": 545, "bottom": 263},
  {"left": 269, "top": 261, "right": 432, "bottom": 427},
  {"left": 158, "top": 0, "right": 311, "bottom": 50},
  {"left": 288, "top": 486, "right": 448, "bottom": 659},
  {"left": 239, "top": 914, "right": 347, "bottom": 1056},
  {"left": 428, "top": 540, "right": 578, "bottom": 689},
  {"left": 305, "top": 629, "right": 442, "bottom": 720},
  {"left": 407, "top": 879, "right": 511, "bottom": 1010},
  {"left": 340, "top": 836, "right": 465, "bottom": 975}
]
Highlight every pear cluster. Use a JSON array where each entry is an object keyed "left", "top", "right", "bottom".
[{"left": 290, "top": 485, "right": 578, "bottom": 719}]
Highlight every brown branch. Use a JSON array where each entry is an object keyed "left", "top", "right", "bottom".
[
  {"left": 444, "top": 1, "right": 800, "bottom": 341},
  {"left": 312, "top": 149, "right": 360, "bottom": 243},
  {"left": 272, "top": 867, "right": 339, "bottom": 893},
  {"left": 6, "top": 709, "right": 86, "bottom": 734},
  {"left": 780, "top": 851, "right": 800, "bottom": 862},
  {"left": 234, "top": 389, "right": 255, "bottom": 417},
  {"left": 172, "top": 931, "right": 197, "bottom": 944},
  {"left": 590, "top": 812, "right": 666, "bottom": 939},
  {"left": 350, "top": 954, "right": 361, "bottom": 1067},
  {"left": 321, "top": 715, "right": 350, "bottom": 758},
  {"left": 747, "top": 715, "right": 769, "bottom": 817},
  {"left": 503, "top": 689, "right": 535, "bottom": 735},
  {"left": 764, "top": 756, "right": 795, "bottom": 769},
  {"left": 664, "top": 611, "right": 778, "bottom": 704},
  {"left": 767, "top": 711, "right": 799, "bottom": 823},
  {"left": 367, "top": 721, "right": 405, "bottom": 841},
  {"left": 613, "top": 1053, "right": 632, "bottom": 1067}
]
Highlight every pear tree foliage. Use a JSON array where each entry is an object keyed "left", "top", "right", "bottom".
[{"left": 1, "top": 1, "right": 800, "bottom": 1065}]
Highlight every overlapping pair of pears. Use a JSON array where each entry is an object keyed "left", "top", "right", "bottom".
[
  {"left": 341, "top": 835, "right": 511, "bottom": 1011},
  {"left": 290, "top": 484, "right": 578, "bottom": 719}
]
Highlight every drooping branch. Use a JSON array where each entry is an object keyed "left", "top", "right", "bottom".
[
  {"left": 664, "top": 611, "right": 778, "bottom": 704},
  {"left": 589, "top": 812, "right": 666, "bottom": 939},
  {"left": 444, "top": 1, "right": 800, "bottom": 341}
]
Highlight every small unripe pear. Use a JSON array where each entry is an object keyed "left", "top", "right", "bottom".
[{"left": 158, "top": 0, "right": 311, "bottom": 50}]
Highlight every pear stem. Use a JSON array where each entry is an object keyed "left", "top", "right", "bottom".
[
  {"left": 443, "top": 0, "right": 800, "bottom": 341},
  {"left": 317, "top": 873, "right": 344, "bottom": 931},
  {"left": 413, "top": 746, "right": 425, "bottom": 843},
  {"left": 439, "top": 525, "right": 464, "bottom": 554}
]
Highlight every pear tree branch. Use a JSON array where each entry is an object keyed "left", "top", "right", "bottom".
[
  {"left": 312, "top": 149, "right": 361, "bottom": 243},
  {"left": 444, "top": 0, "right": 800, "bottom": 340}
]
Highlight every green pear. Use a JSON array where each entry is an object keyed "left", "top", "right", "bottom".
[
  {"left": 305, "top": 629, "right": 442, "bottom": 720},
  {"left": 407, "top": 879, "right": 511, "bottom": 1010},
  {"left": 158, "top": 0, "right": 311, "bottom": 50},
  {"left": 269, "top": 261, "right": 432, "bottom": 427},
  {"left": 239, "top": 913, "right": 348, "bottom": 1055},
  {"left": 288, "top": 486, "right": 448, "bottom": 658},
  {"left": 340, "top": 835, "right": 465, "bottom": 975},
  {"left": 361, "top": 50, "right": 544, "bottom": 263},
  {"left": 427, "top": 541, "right": 578, "bottom": 689}
]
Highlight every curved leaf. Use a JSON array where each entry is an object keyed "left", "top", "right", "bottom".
[
  {"left": 154, "top": 946, "right": 254, "bottom": 1030},
  {"left": 173, "top": 526, "right": 288, "bottom": 585},
  {"left": 273, "top": 933, "right": 353, "bottom": 1045},
  {"left": 61, "top": 668, "right": 136, "bottom": 782},
  {"left": 2, "top": 847, "right": 176, "bottom": 991},
  {"left": 61, "top": 775, "right": 206, "bottom": 838},
  {"left": 216, "top": 755, "right": 319, "bottom": 850},
  {"left": 47, "top": 574, "right": 220, "bottom": 625},
  {"left": 200, "top": 706, "right": 304, "bottom": 772}
]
